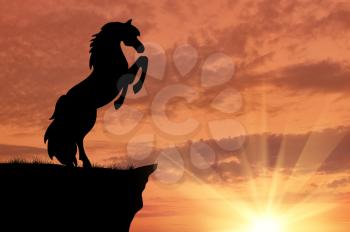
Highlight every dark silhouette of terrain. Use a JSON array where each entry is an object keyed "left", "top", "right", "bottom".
[
  {"left": 44, "top": 19, "right": 148, "bottom": 168},
  {"left": 0, "top": 163, "right": 156, "bottom": 231}
]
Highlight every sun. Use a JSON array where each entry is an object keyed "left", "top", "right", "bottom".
[{"left": 247, "top": 215, "right": 284, "bottom": 232}]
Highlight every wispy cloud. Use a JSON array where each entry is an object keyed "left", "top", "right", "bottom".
[{"left": 0, "top": 143, "right": 46, "bottom": 161}]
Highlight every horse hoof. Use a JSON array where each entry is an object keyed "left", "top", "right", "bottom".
[
  {"left": 83, "top": 160, "right": 92, "bottom": 168},
  {"left": 114, "top": 97, "right": 125, "bottom": 110},
  {"left": 114, "top": 103, "right": 122, "bottom": 110},
  {"left": 136, "top": 56, "right": 148, "bottom": 67},
  {"left": 133, "top": 82, "right": 142, "bottom": 94}
]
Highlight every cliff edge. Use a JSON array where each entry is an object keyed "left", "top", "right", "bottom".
[{"left": 0, "top": 163, "right": 156, "bottom": 231}]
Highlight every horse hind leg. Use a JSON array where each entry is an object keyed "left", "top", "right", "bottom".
[
  {"left": 53, "top": 141, "right": 78, "bottom": 167},
  {"left": 77, "top": 139, "right": 92, "bottom": 168},
  {"left": 75, "top": 109, "right": 96, "bottom": 168}
]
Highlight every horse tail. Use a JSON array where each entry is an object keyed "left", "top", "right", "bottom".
[
  {"left": 49, "top": 95, "right": 67, "bottom": 120},
  {"left": 44, "top": 95, "right": 77, "bottom": 166}
]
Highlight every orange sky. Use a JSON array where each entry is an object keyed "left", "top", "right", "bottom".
[{"left": 0, "top": 0, "right": 350, "bottom": 231}]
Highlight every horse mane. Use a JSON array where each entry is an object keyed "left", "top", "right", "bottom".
[
  {"left": 89, "top": 23, "right": 123, "bottom": 69},
  {"left": 89, "top": 33, "right": 102, "bottom": 69}
]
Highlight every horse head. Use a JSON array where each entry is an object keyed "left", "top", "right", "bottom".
[
  {"left": 89, "top": 19, "right": 145, "bottom": 69},
  {"left": 101, "top": 19, "right": 144, "bottom": 53}
]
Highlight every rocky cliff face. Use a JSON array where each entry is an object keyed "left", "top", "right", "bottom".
[{"left": 0, "top": 163, "right": 156, "bottom": 231}]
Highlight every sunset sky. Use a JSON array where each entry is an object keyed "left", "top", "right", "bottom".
[{"left": 1, "top": 0, "right": 350, "bottom": 231}]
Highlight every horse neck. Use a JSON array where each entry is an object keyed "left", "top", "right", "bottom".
[{"left": 92, "top": 41, "right": 128, "bottom": 72}]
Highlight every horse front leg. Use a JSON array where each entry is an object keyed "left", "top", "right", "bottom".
[
  {"left": 113, "top": 56, "right": 148, "bottom": 110},
  {"left": 114, "top": 86, "right": 128, "bottom": 110},
  {"left": 113, "top": 73, "right": 133, "bottom": 110},
  {"left": 130, "top": 56, "right": 148, "bottom": 94}
]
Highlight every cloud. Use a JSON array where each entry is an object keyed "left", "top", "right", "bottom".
[
  {"left": 122, "top": 126, "right": 350, "bottom": 183},
  {"left": 0, "top": 144, "right": 46, "bottom": 161},
  {"left": 0, "top": 144, "right": 45, "bottom": 155},
  {"left": 327, "top": 177, "right": 350, "bottom": 189},
  {"left": 264, "top": 61, "right": 350, "bottom": 93},
  {"left": 137, "top": 203, "right": 177, "bottom": 217}
]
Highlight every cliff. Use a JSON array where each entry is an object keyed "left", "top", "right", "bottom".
[{"left": 0, "top": 163, "right": 156, "bottom": 231}]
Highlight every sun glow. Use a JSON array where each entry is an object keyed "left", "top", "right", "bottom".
[{"left": 247, "top": 215, "right": 283, "bottom": 232}]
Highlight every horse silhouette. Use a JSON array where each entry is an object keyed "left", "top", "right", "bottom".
[{"left": 44, "top": 19, "right": 148, "bottom": 168}]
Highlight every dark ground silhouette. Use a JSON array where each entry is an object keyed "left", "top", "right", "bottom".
[
  {"left": 44, "top": 19, "right": 148, "bottom": 168},
  {"left": 0, "top": 163, "right": 156, "bottom": 231}
]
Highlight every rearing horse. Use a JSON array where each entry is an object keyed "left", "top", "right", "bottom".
[{"left": 44, "top": 19, "right": 148, "bottom": 167}]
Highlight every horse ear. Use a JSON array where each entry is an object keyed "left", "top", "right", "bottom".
[{"left": 126, "top": 19, "right": 132, "bottom": 24}]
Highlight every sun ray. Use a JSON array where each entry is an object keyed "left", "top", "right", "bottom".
[
  {"left": 291, "top": 128, "right": 345, "bottom": 189},
  {"left": 280, "top": 95, "right": 346, "bottom": 205},
  {"left": 285, "top": 201, "right": 336, "bottom": 225},
  {"left": 240, "top": 150, "right": 260, "bottom": 210},
  {"left": 159, "top": 148, "right": 256, "bottom": 220},
  {"left": 235, "top": 93, "right": 345, "bottom": 232},
  {"left": 267, "top": 128, "right": 290, "bottom": 212},
  {"left": 283, "top": 178, "right": 337, "bottom": 223},
  {"left": 260, "top": 83, "right": 269, "bottom": 182},
  {"left": 239, "top": 89, "right": 266, "bottom": 211}
]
